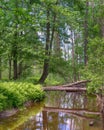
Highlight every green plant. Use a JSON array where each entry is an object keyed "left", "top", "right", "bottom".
[{"left": 0, "top": 82, "right": 45, "bottom": 111}]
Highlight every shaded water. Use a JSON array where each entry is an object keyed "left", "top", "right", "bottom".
[{"left": 0, "top": 92, "right": 103, "bottom": 130}]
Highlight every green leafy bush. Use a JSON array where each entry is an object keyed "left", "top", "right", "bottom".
[{"left": 0, "top": 82, "right": 45, "bottom": 111}]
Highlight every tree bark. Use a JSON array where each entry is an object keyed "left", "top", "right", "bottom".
[
  {"left": 13, "top": 45, "right": 18, "bottom": 80},
  {"left": 100, "top": 0, "right": 104, "bottom": 37},
  {"left": 38, "top": 9, "right": 50, "bottom": 83},
  {"left": 84, "top": 0, "right": 89, "bottom": 65},
  {"left": 43, "top": 87, "right": 86, "bottom": 92},
  {"left": 9, "top": 58, "right": 12, "bottom": 80},
  {"left": 13, "top": 0, "right": 18, "bottom": 80},
  {"left": 54, "top": 31, "right": 60, "bottom": 56},
  {"left": 38, "top": 6, "right": 57, "bottom": 83},
  {"left": 18, "top": 62, "right": 23, "bottom": 78},
  {"left": 71, "top": 30, "right": 77, "bottom": 81},
  {"left": 0, "top": 57, "right": 2, "bottom": 80}
]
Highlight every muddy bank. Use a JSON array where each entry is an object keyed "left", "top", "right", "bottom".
[{"left": 0, "top": 100, "right": 37, "bottom": 118}]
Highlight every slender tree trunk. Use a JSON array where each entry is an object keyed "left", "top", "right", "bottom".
[
  {"left": 63, "top": 44, "right": 67, "bottom": 60},
  {"left": 99, "top": 0, "right": 104, "bottom": 116},
  {"left": 13, "top": 0, "right": 18, "bottom": 80},
  {"left": 100, "top": 0, "right": 104, "bottom": 37},
  {"left": 0, "top": 57, "right": 2, "bottom": 80},
  {"left": 84, "top": 0, "right": 89, "bottom": 65},
  {"left": 74, "top": 32, "right": 80, "bottom": 80},
  {"left": 71, "top": 30, "right": 76, "bottom": 81},
  {"left": 13, "top": 45, "right": 18, "bottom": 80},
  {"left": 54, "top": 31, "right": 60, "bottom": 56},
  {"left": 9, "top": 58, "right": 12, "bottom": 80}
]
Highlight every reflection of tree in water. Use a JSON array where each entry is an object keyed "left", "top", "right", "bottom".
[
  {"left": 102, "top": 113, "right": 104, "bottom": 130},
  {"left": 14, "top": 92, "right": 102, "bottom": 130},
  {"left": 96, "top": 94, "right": 104, "bottom": 130},
  {"left": 45, "top": 92, "right": 98, "bottom": 110},
  {"left": 14, "top": 113, "right": 43, "bottom": 130},
  {"left": 45, "top": 91, "right": 66, "bottom": 107},
  {"left": 100, "top": 100, "right": 104, "bottom": 130},
  {"left": 43, "top": 91, "right": 102, "bottom": 130},
  {"left": 42, "top": 111, "right": 83, "bottom": 130}
]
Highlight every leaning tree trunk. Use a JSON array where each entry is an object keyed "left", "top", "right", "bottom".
[
  {"left": 38, "top": 6, "right": 57, "bottom": 83},
  {"left": 38, "top": 9, "right": 50, "bottom": 83}
]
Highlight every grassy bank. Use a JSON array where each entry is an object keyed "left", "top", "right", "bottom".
[{"left": 0, "top": 82, "right": 45, "bottom": 111}]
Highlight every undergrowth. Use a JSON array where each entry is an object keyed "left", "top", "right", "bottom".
[{"left": 0, "top": 82, "right": 45, "bottom": 111}]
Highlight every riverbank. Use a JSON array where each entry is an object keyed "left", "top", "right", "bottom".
[{"left": 0, "top": 82, "right": 45, "bottom": 116}]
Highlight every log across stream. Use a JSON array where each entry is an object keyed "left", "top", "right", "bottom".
[{"left": 43, "top": 80, "right": 90, "bottom": 92}]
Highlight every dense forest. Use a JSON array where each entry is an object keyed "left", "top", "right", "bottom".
[
  {"left": 0, "top": 0, "right": 104, "bottom": 91},
  {"left": 0, "top": 3, "right": 104, "bottom": 130}
]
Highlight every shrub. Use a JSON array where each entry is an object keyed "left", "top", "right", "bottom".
[{"left": 0, "top": 82, "right": 45, "bottom": 111}]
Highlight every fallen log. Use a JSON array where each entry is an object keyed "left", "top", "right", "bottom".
[
  {"left": 70, "top": 112, "right": 98, "bottom": 120},
  {"left": 43, "top": 87, "right": 87, "bottom": 92},
  {"left": 62, "top": 80, "right": 91, "bottom": 87},
  {"left": 43, "top": 106, "right": 100, "bottom": 115},
  {"left": 44, "top": 80, "right": 90, "bottom": 90}
]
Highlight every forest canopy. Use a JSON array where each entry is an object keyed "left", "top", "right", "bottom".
[{"left": 0, "top": 0, "right": 104, "bottom": 92}]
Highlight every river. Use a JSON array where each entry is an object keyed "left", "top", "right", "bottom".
[{"left": 0, "top": 91, "right": 103, "bottom": 130}]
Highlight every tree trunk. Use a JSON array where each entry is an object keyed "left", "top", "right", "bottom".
[
  {"left": 18, "top": 62, "right": 23, "bottom": 78},
  {"left": 9, "top": 58, "right": 12, "bottom": 80},
  {"left": 13, "top": 46, "right": 18, "bottom": 80},
  {"left": 71, "top": 30, "right": 76, "bottom": 81},
  {"left": 13, "top": 0, "right": 18, "bottom": 80},
  {"left": 38, "top": 6, "right": 57, "bottom": 83},
  {"left": 100, "top": 0, "right": 104, "bottom": 37},
  {"left": 99, "top": 0, "right": 104, "bottom": 117},
  {"left": 38, "top": 9, "right": 50, "bottom": 83},
  {"left": 84, "top": 0, "right": 89, "bottom": 65},
  {"left": 0, "top": 57, "right": 2, "bottom": 80},
  {"left": 54, "top": 31, "right": 60, "bottom": 56}
]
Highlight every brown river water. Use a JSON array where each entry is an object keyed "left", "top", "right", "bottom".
[{"left": 0, "top": 91, "right": 103, "bottom": 130}]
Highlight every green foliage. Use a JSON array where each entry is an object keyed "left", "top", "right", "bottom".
[
  {"left": 82, "top": 69, "right": 103, "bottom": 93},
  {"left": 82, "top": 37, "right": 104, "bottom": 93},
  {"left": 45, "top": 73, "right": 65, "bottom": 86},
  {"left": 0, "top": 82, "right": 45, "bottom": 111},
  {"left": 0, "top": 0, "right": 103, "bottom": 94},
  {"left": 0, "top": 94, "right": 7, "bottom": 111}
]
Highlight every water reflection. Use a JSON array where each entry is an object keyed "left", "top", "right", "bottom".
[
  {"left": 45, "top": 91, "right": 99, "bottom": 111},
  {"left": 102, "top": 113, "right": 104, "bottom": 130},
  {"left": 0, "top": 92, "right": 103, "bottom": 130}
]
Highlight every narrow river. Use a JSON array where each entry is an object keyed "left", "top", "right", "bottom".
[{"left": 0, "top": 91, "right": 103, "bottom": 130}]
